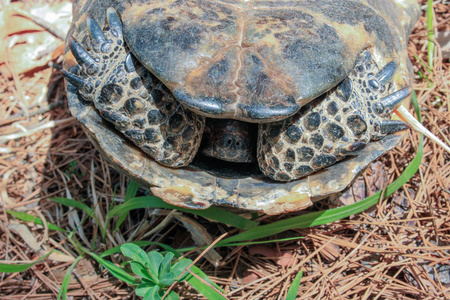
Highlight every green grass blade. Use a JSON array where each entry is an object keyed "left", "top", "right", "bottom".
[
  {"left": 0, "top": 251, "right": 52, "bottom": 273},
  {"left": 83, "top": 249, "right": 137, "bottom": 285},
  {"left": 286, "top": 270, "right": 303, "bottom": 300},
  {"left": 125, "top": 180, "right": 140, "bottom": 200},
  {"left": 107, "top": 196, "right": 258, "bottom": 230},
  {"left": 50, "top": 197, "right": 95, "bottom": 217},
  {"left": 51, "top": 197, "right": 107, "bottom": 241},
  {"left": 427, "top": 0, "right": 435, "bottom": 68},
  {"left": 6, "top": 210, "right": 67, "bottom": 232},
  {"left": 114, "top": 181, "right": 141, "bottom": 231},
  {"left": 185, "top": 267, "right": 227, "bottom": 299},
  {"left": 176, "top": 236, "right": 304, "bottom": 253},
  {"left": 57, "top": 256, "right": 83, "bottom": 300}
]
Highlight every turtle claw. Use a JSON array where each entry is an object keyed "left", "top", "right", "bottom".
[
  {"left": 379, "top": 120, "right": 409, "bottom": 134},
  {"left": 62, "top": 70, "right": 93, "bottom": 94},
  {"left": 125, "top": 53, "right": 135, "bottom": 73},
  {"left": 368, "top": 60, "right": 398, "bottom": 90},
  {"left": 69, "top": 36, "right": 99, "bottom": 75},
  {"left": 371, "top": 60, "right": 398, "bottom": 88},
  {"left": 106, "top": 7, "right": 123, "bottom": 36},
  {"left": 87, "top": 16, "right": 107, "bottom": 46},
  {"left": 374, "top": 86, "right": 412, "bottom": 117}
]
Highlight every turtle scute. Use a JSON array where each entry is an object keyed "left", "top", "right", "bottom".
[
  {"left": 257, "top": 50, "right": 411, "bottom": 182},
  {"left": 63, "top": 8, "right": 205, "bottom": 167}
]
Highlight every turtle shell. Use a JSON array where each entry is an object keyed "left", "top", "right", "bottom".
[
  {"left": 68, "top": 0, "right": 419, "bottom": 122},
  {"left": 64, "top": 0, "right": 420, "bottom": 214}
]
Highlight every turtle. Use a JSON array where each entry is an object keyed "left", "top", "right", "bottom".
[{"left": 63, "top": 0, "right": 421, "bottom": 215}]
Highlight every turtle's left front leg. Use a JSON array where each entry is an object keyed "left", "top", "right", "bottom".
[{"left": 63, "top": 8, "right": 205, "bottom": 167}]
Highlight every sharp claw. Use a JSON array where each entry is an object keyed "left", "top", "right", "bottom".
[
  {"left": 379, "top": 120, "right": 409, "bottom": 134},
  {"left": 87, "top": 16, "right": 107, "bottom": 45},
  {"left": 376, "top": 60, "right": 398, "bottom": 85},
  {"left": 62, "top": 70, "right": 93, "bottom": 95},
  {"left": 69, "top": 36, "right": 97, "bottom": 68},
  {"left": 125, "top": 53, "right": 135, "bottom": 73},
  {"left": 373, "top": 87, "right": 412, "bottom": 117},
  {"left": 369, "top": 60, "right": 398, "bottom": 89},
  {"left": 106, "top": 7, "right": 123, "bottom": 36}
]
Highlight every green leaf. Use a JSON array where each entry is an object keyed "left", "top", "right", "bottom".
[
  {"left": 159, "top": 252, "right": 174, "bottom": 278},
  {"left": 6, "top": 210, "right": 67, "bottom": 232},
  {"left": 286, "top": 270, "right": 303, "bottom": 300},
  {"left": 136, "top": 284, "right": 154, "bottom": 297},
  {"left": 0, "top": 251, "right": 52, "bottom": 273},
  {"left": 164, "top": 290, "right": 181, "bottom": 300},
  {"left": 171, "top": 259, "right": 193, "bottom": 281},
  {"left": 50, "top": 197, "right": 107, "bottom": 240},
  {"left": 114, "top": 181, "right": 141, "bottom": 231},
  {"left": 121, "top": 243, "right": 151, "bottom": 267},
  {"left": 130, "top": 261, "right": 156, "bottom": 283},
  {"left": 185, "top": 267, "right": 227, "bottom": 300},
  {"left": 57, "top": 256, "right": 83, "bottom": 300},
  {"left": 143, "top": 286, "right": 161, "bottom": 300},
  {"left": 159, "top": 272, "right": 178, "bottom": 287},
  {"left": 147, "top": 251, "right": 164, "bottom": 279},
  {"left": 177, "top": 236, "right": 304, "bottom": 253},
  {"left": 50, "top": 197, "right": 95, "bottom": 217},
  {"left": 83, "top": 250, "right": 137, "bottom": 285},
  {"left": 106, "top": 196, "right": 258, "bottom": 230}
]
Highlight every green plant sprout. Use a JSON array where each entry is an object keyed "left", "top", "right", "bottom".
[{"left": 121, "top": 243, "right": 193, "bottom": 300}]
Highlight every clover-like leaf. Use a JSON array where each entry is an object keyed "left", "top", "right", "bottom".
[
  {"left": 159, "top": 252, "right": 174, "bottom": 278},
  {"left": 147, "top": 251, "right": 164, "bottom": 279},
  {"left": 143, "top": 285, "right": 161, "bottom": 300},
  {"left": 159, "top": 272, "right": 178, "bottom": 287},
  {"left": 171, "top": 258, "right": 193, "bottom": 282},
  {"left": 136, "top": 283, "right": 155, "bottom": 297},
  {"left": 130, "top": 261, "right": 158, "bottom": 284},
  {"left": 121, "top": 243, "right": 150, "bottom": 267}
]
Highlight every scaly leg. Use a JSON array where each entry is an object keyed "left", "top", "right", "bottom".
[{"left": 63, "top": 8, "right": 205, "bottom": 167}]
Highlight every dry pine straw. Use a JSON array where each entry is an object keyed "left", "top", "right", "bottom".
[{"left": 0, "top": 0, "right": 449, "bottom": 299}]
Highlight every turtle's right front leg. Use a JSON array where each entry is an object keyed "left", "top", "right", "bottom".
[{"left": 63, "top": 8, "right": 205, "bottom": 167}]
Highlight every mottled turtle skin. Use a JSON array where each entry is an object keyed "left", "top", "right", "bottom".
[{"left": 64, "top": 0, "right": 420, "bottom": 214}]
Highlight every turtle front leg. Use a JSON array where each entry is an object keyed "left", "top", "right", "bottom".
[
  {"left": 258, "top": 50, "right": 410, "bottom": 181},
  {"left": 63, "top": 8, "right": 205, "bottom": 167}
]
